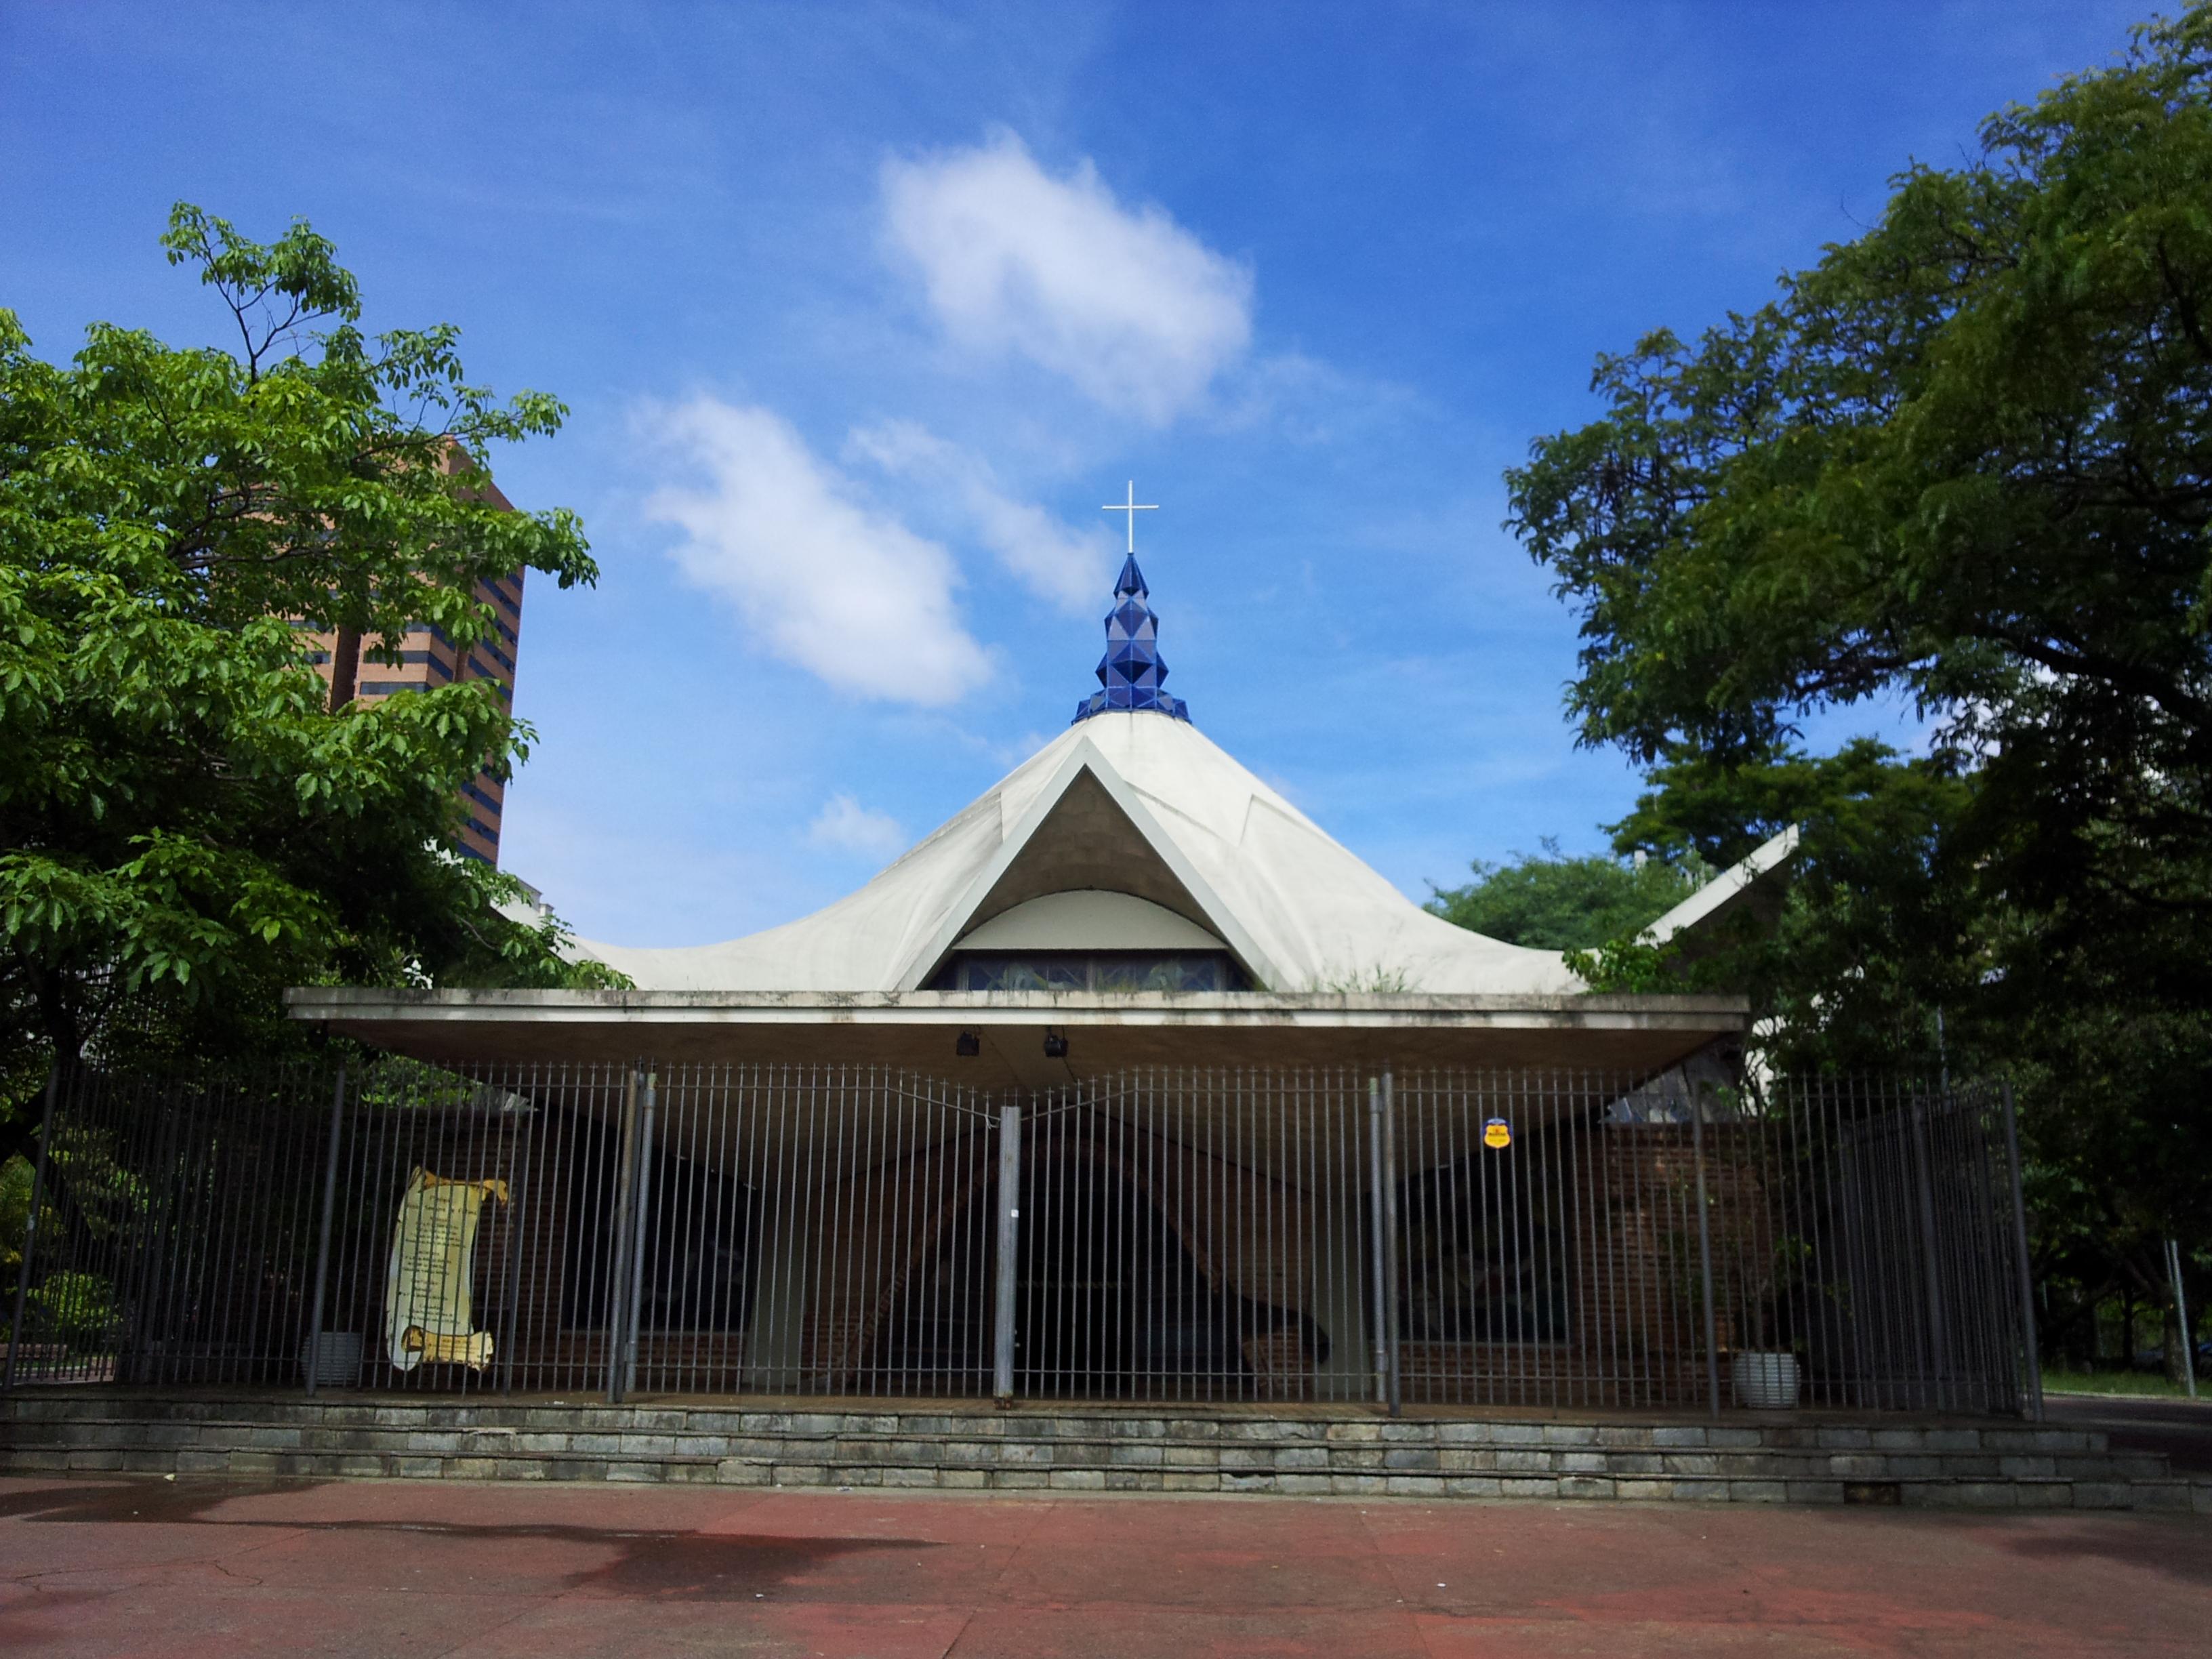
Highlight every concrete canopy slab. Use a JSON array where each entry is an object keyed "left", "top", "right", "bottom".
[{"left": 283, "top": 985, "right": 1748, "bottom": 1088}]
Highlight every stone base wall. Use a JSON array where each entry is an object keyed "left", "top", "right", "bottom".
[{"left": 5, "top": 1394, "right": 2207, "bottom": 1513}]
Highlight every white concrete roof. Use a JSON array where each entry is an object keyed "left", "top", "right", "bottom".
[
  {"left": 567, "top": 711, "right": 1586, "bottom": 996},
  {"left": 1642, "top": 825, "right": 1801, "bottom": 945}
]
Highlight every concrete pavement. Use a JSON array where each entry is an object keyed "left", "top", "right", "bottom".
[{"left": 1, "top": 1473, "right": 2207, "bottom": 1656}]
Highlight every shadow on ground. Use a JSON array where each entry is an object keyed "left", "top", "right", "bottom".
[
  {"left": 1986, "top": 1522, "right": 2212, "bottom": 1589},
  {"left": 0, "top": 1477, "right": 939, "bottom": 1601}
]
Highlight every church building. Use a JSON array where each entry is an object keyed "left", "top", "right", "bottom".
[
  {"left": 270, "top": 495, "right": 1975, "bottom": 1416},
  {"left": 297, "top": 534, "right": 1764, "bottom": 1084}
]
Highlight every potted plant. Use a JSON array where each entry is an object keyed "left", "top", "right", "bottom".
[{"left": 1731, "top": 1234, "right": 1811, "bottom": 1409}]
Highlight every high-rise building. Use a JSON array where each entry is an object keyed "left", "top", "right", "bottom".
[{"left": 304, "top": 474, "right": 525, "bottom": 867}]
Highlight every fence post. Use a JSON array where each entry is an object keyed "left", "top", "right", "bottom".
[
  {"left": 304, "top": 1066, "right": 348, "bottom": 1398},
  {"left": 621, "top": 1074, "right": 657, "bottom": 1401},
  {"left": 499, "top": 1132, "right": 529, "bottom": 1398},
  {"left": 605, "top": 1070, "right": 640, "bottom": 1404},
  {"left": 1906, "top": 1090, "right": 1952, "bottom": 1404},
  {"left": 4, "top": 1070, "right": 59, "bottom": 1394},
  {"left": 1689, "top": 1085, "right": 1722, "bottom": 1420},
  {"left": 2167, "top": 1239, "right": 2196, "bottom": 1402},
  {"left": 993, "top": 1101, "right": 1022, "bottom": 1404},
  {"left": 1381, "top": 1069, "right": 1401, "bottom": 1418},
  {"left": 1367, "top": 1077, "right": 1387, "bottom": 1406},
  {"left": 1998, "top": 1081, "right": 2044, "bottom": 1420}
]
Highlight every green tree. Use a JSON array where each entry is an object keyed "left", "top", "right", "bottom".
[
  {"left": 0, "top": 204, "right": 621, "bottom": 1110},
  {"left": 1425, "top": 836, "right": 1701, "bottom": 950},
  {"left": 1502, "top": 5, "right": 2212, "bottom": 1348},
  {"left": 1605, "top": 738, "right": 1977, "bottom": 1065}
]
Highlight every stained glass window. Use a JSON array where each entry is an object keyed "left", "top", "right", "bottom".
[{"left": 930, "top": 952, "right": 1247, "bottom": 992}]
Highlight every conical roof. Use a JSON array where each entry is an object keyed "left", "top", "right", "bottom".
[{"left": 569, "top": 710, "right": 1580, "bottom": 996}]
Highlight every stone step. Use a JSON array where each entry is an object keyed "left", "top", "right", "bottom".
[
  {"left": 0, "top": 1399, "right": 2120, "bottom": 1454},
  {"left": 9, "top": 1438, "right": 2207, "bottom": 1512},
  {"left": 9, "top": 1397, "right": 2206, "bottom": 1512},
  {"left": 0, "top": 1415, "right": 2171, "bottom": 1478},
  {"left": 4, "top": 1433, "right": 2176, "bottom": 1486}
]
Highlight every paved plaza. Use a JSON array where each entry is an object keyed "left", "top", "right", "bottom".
[{"left": 1, "top": 1472, "right": 2207, "bottom": 1656}]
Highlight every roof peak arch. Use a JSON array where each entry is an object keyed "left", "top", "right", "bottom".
[{"left": 894, "top": 736, "right": 1283, "bottom": 991}]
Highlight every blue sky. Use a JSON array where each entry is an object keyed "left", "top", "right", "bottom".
[{"left": 2, "top": 1, "right": 2152, "bottom": 946}]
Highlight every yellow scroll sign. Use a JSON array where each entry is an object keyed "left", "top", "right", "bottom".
[{"left": 384, "top": 1168, "right": 510, "bottom": 1372}]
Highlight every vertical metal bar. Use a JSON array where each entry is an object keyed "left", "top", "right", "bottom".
[
  {"left": 729, "top": 1065, "right": 751, "bottom": 1396},
  {"left": 821, "top": 1064, "right": 847, "bottom": 1399},
  {"left": 327, "top": 1067, "right": 366, "bottom": 1393},
  {"left": 4, "top": 1070, "right": 60, "bottom": 1393},
  {"left": 655, "top": 1069, "right": 680, "bottom": 1397},
  {"left": 304, "top": 1067, "right": 349, "bottom": 1397},
  {"left": 623, "top": 1076, "right": 657, "bottom": 1401},
  {"left": 854, "top": 1068, "right": 878, "bottom": 1399},
  {"left": 2168, "top": 1238, "right": 2197, "bottom": 1401},
  {"left": 499, "top": 1128, "right": 531, "bottom": 1397},
  {"left": 796, "top": 1063, "right": 823, "bottom": 1395},
  {"left": 521, "top": 1063, "right": 548, "bottom": 1397},
  {"left": 707, "top": 1066, "right": 733, "bottom": 1395},
  {"left": 747, "top": 1065, "right": 778, "bottom": 1394},
  {"left": 1367, "top": 1077, "right": 1387, "bottom": 1404},
  {"left": 994, "top": 1101, "right": 1022, "bottom": 1402},
  {"left": 1562, "top": 1072, "right": 1595, "bottom": 1408},
  {"left": 678, "top": 1067, "right": 700, "bottom": 1396},
  {"left": 106, "top": 1075, "right": 150, "bottom": 1386},
  {"left": 110, "top": 1071, "right": 150, "bottom": 1387},
  {"left": 1996, "top": 1080, "right": 2043, "bottom": 1419},
  {"left": 1380, "top": 1069, "right": 1401, "bottom": 1417},
  {"left": 1953, "top": 1086, "right": 1999, "bottom": 1410},
  {"left": 1689, "top": 1084, "right": 1721, "bottom": 1420},
  {"left": 177, "top": 1073, "right": 221, "bottom": 1387},
  {"left": 205, "top": 1069, "right": 244, "bottom": 1385},
  {"left": 778, "top": 1064, "right": 803, "bottom": 1396},
  {"left": 1797, "top": 1078, "right": 1834, "bottom": 1408},
  {"left": 605, "top": 1070, "right": 640, "bottom": 1403},
  {"left": 1908, "top": 1086, "right": 1952, "bottom": 1402},
  {"left": 687, "top": 1068, "right": 710, "bottom": 1395},
  {"left": 546, "top": 1064, "right": 582, "bottom": 1394},
  {"left": 128, "top": 1080, "right": 180, "bottom": 1387}
]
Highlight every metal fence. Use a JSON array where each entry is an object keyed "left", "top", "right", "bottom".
[{"left": 2, "top": 1059, "right": 2041, "bottom": 1416}]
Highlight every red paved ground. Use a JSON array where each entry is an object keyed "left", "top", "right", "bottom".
[{"left": 1, "top": 1475, "right": 2207, "bottom": 1656}]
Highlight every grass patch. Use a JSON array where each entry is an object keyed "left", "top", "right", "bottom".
[{"left": 2043, "top": 1367, "right": 2200, "bottom": 1399}]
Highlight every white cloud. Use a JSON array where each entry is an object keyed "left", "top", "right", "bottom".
[
  {"left": 847, "top": 419, "right": 1113, "bottom": 613},
  {"left": 882, "top": 129, "right": 1253, "bottom": 424},
  {"left": 807, "top": 793, "right": 908, "bottom": 860},
  {"left": 643, "top": 398, "right": 983, "bottom": 706}
]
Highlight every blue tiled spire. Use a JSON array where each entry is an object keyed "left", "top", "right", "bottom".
[{"left": 1073, "top": 552, "right": 1190, "bottom": 724}]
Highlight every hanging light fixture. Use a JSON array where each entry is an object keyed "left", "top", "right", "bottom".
[
  {"left": 956, "top": 1031, "right": 981, "bottom": 1057},
  {"left": 1042, "top": 1029, "right": 1069, "bottom": 1059}
]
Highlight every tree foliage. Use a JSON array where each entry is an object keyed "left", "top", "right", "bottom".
[
  {"left": 1425, "top": 836, "right": 1701, "bottom": 951},
  {"left": 1603, "top": 738, "right": 1978, "bottom": 1067},
  {"left": 0, "top": 205, "right": 622, "bottom": 1093},
  {"left": 1502, "top": 6, "right": 2212, "bottom": 1337}
]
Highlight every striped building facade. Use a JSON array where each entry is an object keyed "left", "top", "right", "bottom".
[{"left": 304, "top": 474, "right": 526, "bottom": 866}]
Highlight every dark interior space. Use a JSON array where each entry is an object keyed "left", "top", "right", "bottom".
[
  {"left": 560, "top": 1111, "right": 756, "bottom": 1334},
  {"left": 1396, "top": 1151, "right": 1574, "bottom": 1345}
]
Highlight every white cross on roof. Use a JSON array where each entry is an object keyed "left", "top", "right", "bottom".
[{"left": 1101, "top": 480, "right": 1158, "bottom": 554}]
